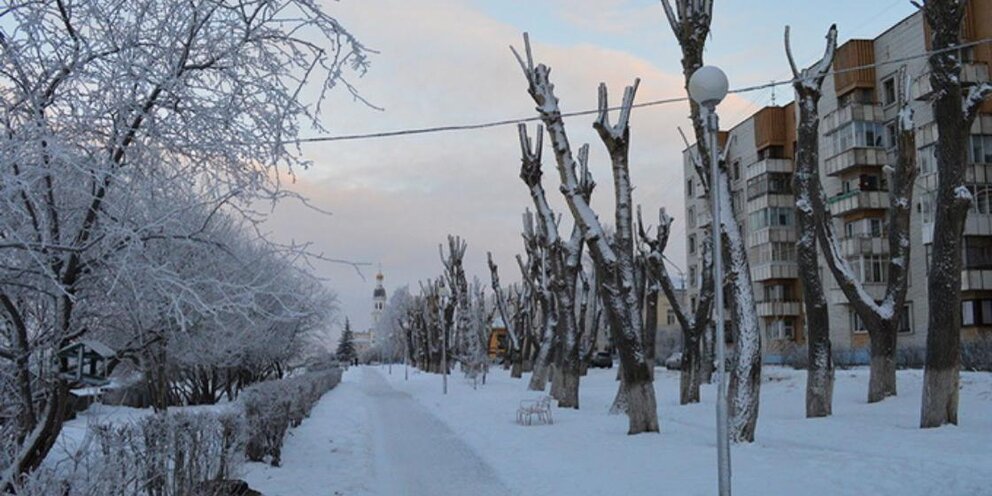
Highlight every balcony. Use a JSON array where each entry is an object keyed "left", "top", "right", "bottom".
[
  {"left": 745, "top": 158, "right": 793, "bottom": 181},
  {"left": 822, "top": 103, "right": 884, "bottom": 135},
  {"left": 964, "top": 214, "right": 992, "bottom": 236},
  {"left": 824, "top": 147, "right": 887, "bottom": 176},
  {"left": 747, "top": 226, "right": 797, "bottom": 249},
  {"left": 839, "top": 235, "right": 889, "bottom": 257},
  {"left": 756, "top": 301, "right": 802, "bottom": 317},
  {"left": 913, "top": 62, "right": 989, "bottom": 101},
  {"left": 751, "top": 262, "right": 798, "bottom": 282},
  {"left": 746, "top": 193, "right": 794, "bottom": 212},
  {"left": 828, "top": 190, "right": 888, "bottom": 216},
  {"left": 961, "top": 269, "right": 992, "bottom": 291}
]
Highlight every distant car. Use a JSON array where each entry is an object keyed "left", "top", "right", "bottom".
[
  {"left": 589, "top": 351, "right": 613, "bottom": 369},
  {"left": 664, "top": 352, "right": 682, "bottom": 370}
]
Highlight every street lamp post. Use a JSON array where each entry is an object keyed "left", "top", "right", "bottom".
[{"left": 688, "top": 65, "right": 731, "bottom": 496}]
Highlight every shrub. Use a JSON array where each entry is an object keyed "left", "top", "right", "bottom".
[
  {"left": 962, "top": 335, "right": 992, "bottom": 371},
  {"left": 12, "top": 410, "right": 245, "bottom": 496},
  {"left": 241, "top": 368, "right": 342, "bottom": 466}
]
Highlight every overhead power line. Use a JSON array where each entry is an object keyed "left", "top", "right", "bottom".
[{"left": 297, "top": 37, "right": 992, "bottom": 144}]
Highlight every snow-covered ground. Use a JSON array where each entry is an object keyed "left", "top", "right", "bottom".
[
  {"left": 376, "top": 365, "right": 991, "bottom": 496},
  {"left": 54, "top": 366, "right": 990, "bottom": 495}
]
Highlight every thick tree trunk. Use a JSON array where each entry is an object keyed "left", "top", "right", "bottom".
[
  {"left": 623, "top": 379, "right": 659, "bottom": 434},
  {"left": 868, "top": 325, "right": 898, "bottom": 402},
  {"left": 919, "top": 0, "right": 976, "bottom": 428},
  {"left": 558, "top": 367, "right": 580, "bottom": 408},
  {"left": 790, "top": 63, "right": 835, "bottom": 417},
  {"left": 528, "top": 332, "right": 553, "bottom": 391},
  {"left": 680, "top": 332, "right": 702, "bottom": 404},
  {"left": 700, "top": 326, "right": 714, "bottom": 384}
]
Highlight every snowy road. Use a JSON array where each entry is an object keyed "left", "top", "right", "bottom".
[
  {"left": 361, "top": 367, "right": 513, "bottom": 496},
  {"left": 244, "top": 367, "right": 512, "bottom": 496}
]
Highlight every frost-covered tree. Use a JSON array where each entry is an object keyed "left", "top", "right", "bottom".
[
  {"left": 915, "top": 0, "right": 992, "bottom": 427},
  {"left": 0, "top": 0, "right": 367, "bottom": 482},
  {"left": 516, "top": 124, "right": 592, "bottom": 408},
  {"left": 512, "top": 35, "right": 658, "bottom": 433},
  {"left": 638, "top": 207, "right": 714, "bottom": 404},
  {"left": 661, "top": 0, "right": 761, "bottom": 442},
  {"left": 516, "top": 210, "right": 559, "bottom": 391},
  {"left": 487, "top": 253, "right": 525, "bottom": 377},
  {"left": 784, "top": 24, "right": 838, "bottom": 416}
]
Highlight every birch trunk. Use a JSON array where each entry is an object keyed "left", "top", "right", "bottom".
[
  {"left": 663, "top": 0, "right": 760, "bottom": 441},
  {"left": 512, "top": 36, "right": 658, "bottom": 433}
]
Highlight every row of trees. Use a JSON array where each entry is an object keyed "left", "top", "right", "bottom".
[
  {"left": 781, "top": 0, "right": 991, "bottom": 427},
  {"left": 376, "top": 0, "right": 990, "bottom": 443},
  {"left": 0, "top": 0, "right": 365, "bottom": 485}
]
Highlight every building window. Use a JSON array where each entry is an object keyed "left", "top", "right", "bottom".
[
  {"left": 746, "top": 172, "right": 792, "bottom": 200},
  {"left": 899, "top": 304, "right": 913, "bottom": 334},
  {"left": 757, "top": 146, "right": 785, "bottom": 160},
  {"left": 832, "top": 120, "right": 885, "bottom": 154},
  {"left": 849, "top": 255, "right": 889, "bottom": 283},
  {"left": 963, "top": 237, "right": 992, "bottom": 270},
  {"left": 961, "top": 184, "right": 992, "bottom": 215},
  {"left": 882, "top": 77, "right": 897, "bottom": 106},
  {"left": 749, "top": 242, "right": 797, "bottom": 264},
  {"left": 762, "top": 282, "right": 794, "bottom": 302},
  {"left": 732, "top": 160, "right": 741, "bottom": 181},
  {"left": 687, "top": 178, "right": 694, "bottom": 197},
  {"left": 689, "top": 266, "right": 698, "bottom": 288},
  {"left": 838, "top": 88, "right": 875, "bottom": 107},
  {"left": 885, "top": 122, "right": 897, "bottom": 149},
  {"left": 918, "top": 145, "right": 937, "bottom": 175},
  {"left": 766, "top": 318, "right": 795, "bottom": 340},
  {"left": 843, "top": 217, "right": 887, "bottom": 239},
  {"left": 688, "top": 234, "right": 697, "bottom": 255},
  {"left": 667, "top": 310, "right": 676, "bottom": 326},
  {"left": 961, "top": 299, "right": 992, "bottom": 326},
  {"left": 850, "top": 309, "right": 867, "bottom": 334},
  {"left": 748, "top": 207, "right": 794, "bottom": 230},
  {"left": 687, "top": 206, "right": 696, "bottom": 228},
  {"left": 968, "top": 135, "right": 992, "bottom": 164}
]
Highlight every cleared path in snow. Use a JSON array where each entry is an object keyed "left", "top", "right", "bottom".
[
  {"left": 244, "top": 367, "right": 512, "bottom": 495},
  {"left": 361, "top": 367, "right": 513, "bottom": 496}
]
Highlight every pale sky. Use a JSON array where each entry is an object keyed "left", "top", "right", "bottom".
[{"left": 262, "top": 0, "right": 919, "bottom": 339}]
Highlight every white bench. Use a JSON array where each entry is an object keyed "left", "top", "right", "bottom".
[{"left": 516, "top": 395, "right": 553, "bottom": 425}]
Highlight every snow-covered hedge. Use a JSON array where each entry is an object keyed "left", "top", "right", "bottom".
[
  {"left": 12, "top": 410, "right": 245, "bottom": 496},
  {"left": 242, "top": 368, "right": 342, "bottom": 466}
]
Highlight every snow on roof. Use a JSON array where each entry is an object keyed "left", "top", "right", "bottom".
[{"left": 59, "top": 339, "right": 116, "bottom": 358}]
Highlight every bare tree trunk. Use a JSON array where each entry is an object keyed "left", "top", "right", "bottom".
[
  {"left": 700, "top": 325, "right": 714, "bottom": 384},
  {"left": 663, "top": 0, "right": 761, "bottom": 441},
  {"left": 680, "top": 332, "right": 702, "bottom": 404},
  {"left": 512, "top": 36, "right": 658, "bottom": 433},
  {"left": 785, "top": 25, "right": 837, "bottom": 417},
  {"left": 868, "top": 323, "right": 898, "bottom": 401},
  {"left": 919, "top": 0, "right": 991, "bottom": 428}
]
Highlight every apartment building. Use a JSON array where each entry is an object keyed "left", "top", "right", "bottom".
[{"left": 682, "top": 3, "right": 992, "bottom": 363}]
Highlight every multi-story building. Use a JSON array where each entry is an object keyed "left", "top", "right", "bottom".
[{"left": 683, "top": 3, "right": 992, "bottom": 363}]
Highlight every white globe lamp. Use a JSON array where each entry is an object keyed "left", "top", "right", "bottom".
[{"left": 688, "top": 65, "right": 729, "bottom": 106}]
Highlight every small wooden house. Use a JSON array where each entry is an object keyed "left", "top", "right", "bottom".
[
  {"left": 57, "top": 340, "right": 115, "bottom": 386},
  {"left": 487, "top": 321, "right": 509, "bottom": 359}
]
